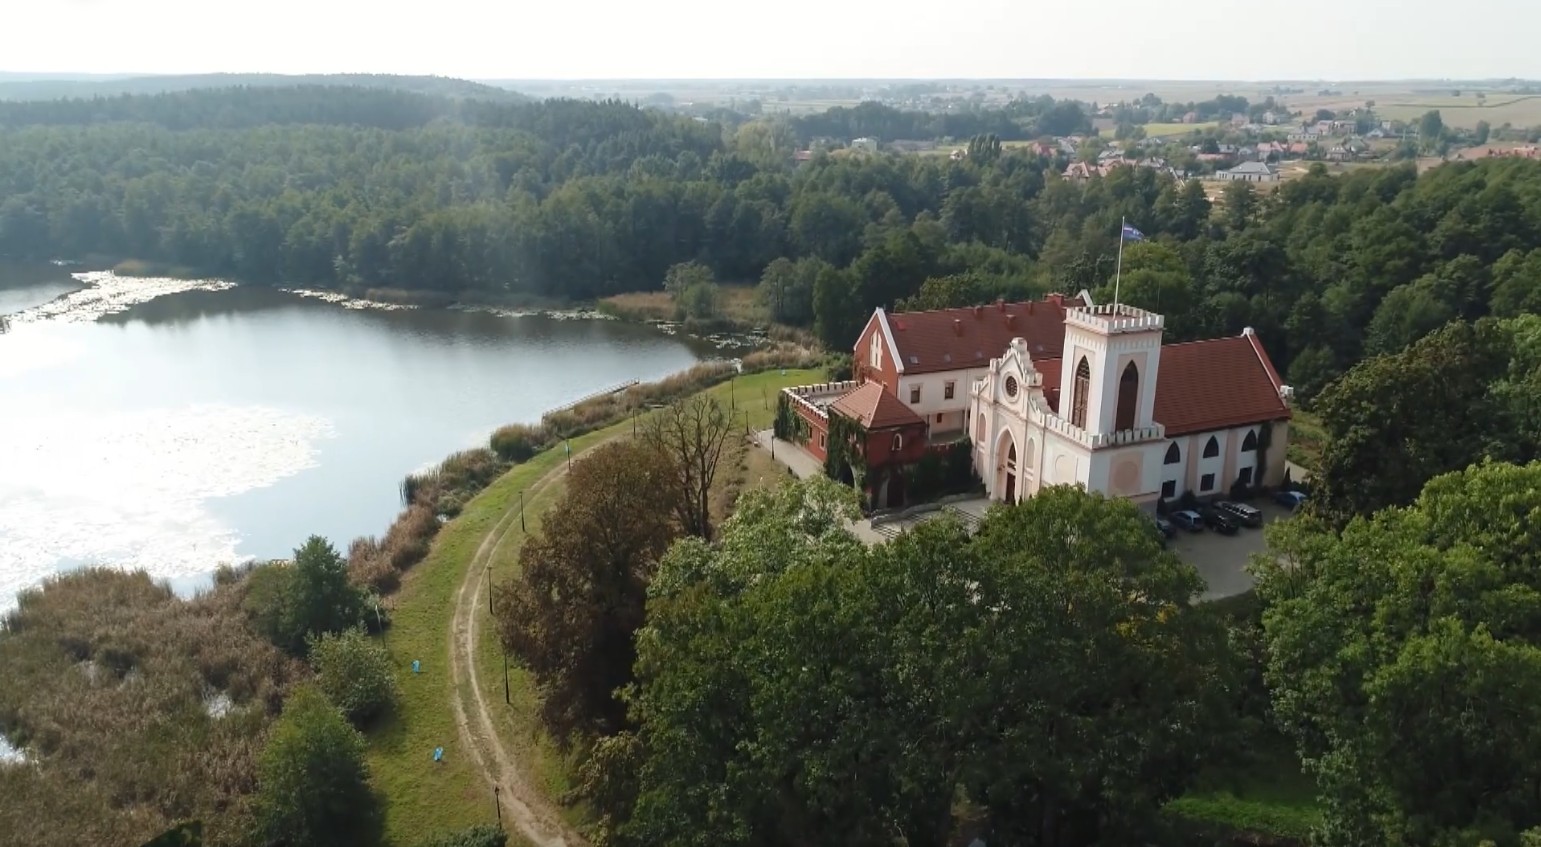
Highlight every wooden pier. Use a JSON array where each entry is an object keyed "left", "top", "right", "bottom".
[{"left": 544, "top": 379, "right": 639, "bottom": 416}]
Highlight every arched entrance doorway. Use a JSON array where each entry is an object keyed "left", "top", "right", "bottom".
[{"left": 997, "top": 433, "right": 1018, "bottom": 503}]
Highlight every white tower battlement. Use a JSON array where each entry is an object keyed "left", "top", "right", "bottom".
[
  {"left": 1057, "top": 304, "right": 1165, "bottom": 438},
  {"left": 1064, "top": 303, "right": 1165, "bottom": 335}
]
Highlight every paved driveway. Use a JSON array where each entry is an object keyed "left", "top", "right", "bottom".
[{"left": 1168, "top": 501, "right": 1294, "bottom": 600}]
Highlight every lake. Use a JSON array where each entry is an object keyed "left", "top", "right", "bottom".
[{"left": 0, "top": 263, "right": 711, "bottom": 610}]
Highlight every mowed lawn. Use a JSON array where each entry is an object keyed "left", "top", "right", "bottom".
[{"left": 367, "top": 368, "right": 822, "bottom": 846}]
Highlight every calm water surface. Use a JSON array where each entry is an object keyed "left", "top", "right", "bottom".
[{"left": 0, "top": 264, "right": 707, "bottom": 608}]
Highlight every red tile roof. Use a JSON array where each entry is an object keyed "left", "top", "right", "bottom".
[
  {"left": 1031, "top": 333, "right": 1289, "bottom": 436},
  {"left": 831, "top": 381, "right": 926, "bottom": 430},
  {"left": 1153, "top": 335, "right": 1290, "bottom": 435},
  {"left": 875, "top": 295, "right": 1086, "bottom": 375}
]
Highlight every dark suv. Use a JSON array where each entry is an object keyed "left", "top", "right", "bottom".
[{"left": 1199, "top": 506, "right": 1240, "bottom": 535}]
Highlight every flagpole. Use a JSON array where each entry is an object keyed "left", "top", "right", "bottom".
[{"left": 1114, "top": 217, "right": 1126, "bottom": 308}]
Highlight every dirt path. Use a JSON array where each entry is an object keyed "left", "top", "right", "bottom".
[{"left": 447, "top": 437, "right": 623, "bottom": 847}]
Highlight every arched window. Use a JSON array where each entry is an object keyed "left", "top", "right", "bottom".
[
  {"left": 1164, "top": 442, "right": 1181, "bottom": 465},
  {"left": 1071, "top": 357, "right": 1091, "bottom": 428},
  {"left": 1115, "top": 361, "right": 1139, "bottom": 431},
  {"left": 1202, "top": 436, "right": 1220, "bottom": 459},
  {"left": 892, "top": 433, "right": 904, "bottom": 452},
  {"left": 1242, "top": 430, "right": 1259, "bottom": 452}
]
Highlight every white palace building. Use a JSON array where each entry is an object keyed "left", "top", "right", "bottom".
[{"left": 965, "top": 301, "right": 1294, "bottom": 509}]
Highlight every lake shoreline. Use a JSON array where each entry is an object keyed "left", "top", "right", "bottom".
[{"left": 94, "top": 257, "right": 785, "bottom": 346}]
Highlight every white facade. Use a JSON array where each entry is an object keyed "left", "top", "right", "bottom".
[
  {"left": 897, "top": 368, "right": 989, "bottom": 438},
  {"left": 968, "top": 304, "right": 1288, "bottom": 510}
]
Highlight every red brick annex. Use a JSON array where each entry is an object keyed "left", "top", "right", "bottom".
[{"left": 776, "top": 292, "right": 1294, "bottom": 512}]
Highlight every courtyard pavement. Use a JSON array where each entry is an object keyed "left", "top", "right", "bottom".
[{"left": 751, "top": 430, "right": 1279, "bottom": 600}]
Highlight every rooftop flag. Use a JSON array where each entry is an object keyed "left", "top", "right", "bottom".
[{"left": 1121, "top": 223, "right": 1146, "bottom": 242}]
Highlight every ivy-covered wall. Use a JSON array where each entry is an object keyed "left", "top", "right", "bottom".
[
  {"left": 823, "top": 412, "right": 866, "bottom": 488},
  {"left": 773, "top": 393, "right": 812, "bottom": 444}
]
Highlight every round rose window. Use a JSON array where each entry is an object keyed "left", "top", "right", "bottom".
[{"left": 1005, "top": 376, "right": 1019, "bottom": 397}]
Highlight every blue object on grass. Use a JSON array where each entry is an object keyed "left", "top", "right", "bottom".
[
  {"left": 433, "top": 747, "right": 444, "bottom": 762},
  {"left": 412, "top": 660, "right": 421, "bottom": 674}
]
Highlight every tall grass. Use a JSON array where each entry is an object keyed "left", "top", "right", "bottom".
[{"left": 0, "top": 568, "right": 306, "bottom": 847}]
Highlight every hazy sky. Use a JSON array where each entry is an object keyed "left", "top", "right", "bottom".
[{"left": 4, "top": 0, "right": 1537, "bottom": 80}]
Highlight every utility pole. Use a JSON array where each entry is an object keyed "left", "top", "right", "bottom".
[
  {"left": 494, "top": 786, "right": 503, "bottom": 830},
  {"left": 519, "top": 490, "right": 525, "bottom": 533},
  {"left": 486, "top": 565, "right": 493, "bottom": 615},
  {"left": 566, "top": 439, "right": 572, "bottom": 472}
]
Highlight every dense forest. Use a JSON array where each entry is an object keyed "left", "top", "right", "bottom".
[
  {"left": 2, "top": 85, "right": 1541, "bottom": 397},
  {"left": 0, "top": 72, "right": 529, "bottom": 102}
]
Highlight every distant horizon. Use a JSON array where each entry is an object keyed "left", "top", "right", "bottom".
[
  {"left": 7, "top": 0, "right": 1538, "bottom": 81},
  {"left": 2, "top": 70, "right": 1539, "bottom": 87}
]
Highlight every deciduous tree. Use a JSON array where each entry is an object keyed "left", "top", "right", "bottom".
[
  {"left": 494, "top": 440, "right": 679, "bottom": 742},
  {"left": 602, "top": 481, "right": 1232, "bottom": 846},
  {"left": 1310, "top": 318, "right": 1539, "bottom": 525},
  {"left": 639, "top": 394, "right": 733, "bottom": 540},
  {"left": 1256, "top": 462, "right": 1541, "bottom": 847},
  {"left": 254, "top": 686, "right": 382, "bottom": 847},
  {"left": 245, "top": 537, "right": 367, "bottom": 656}
]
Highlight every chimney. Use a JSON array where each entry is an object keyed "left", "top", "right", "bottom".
[
  {"left": 1047, "top": 293, "right": 1065, "bottom": 306},
  {"left": 952, "top": 319, "right": 963, "bottom": 336},
  {"left": 996, "top": 297, "right": 1006, "bottom": 312},
  {"left": 973, "top": 305, "right": 983, "bottom": 319},
  {"left": 1006, "top": 314, "right": 1017, "bottom": 330}
]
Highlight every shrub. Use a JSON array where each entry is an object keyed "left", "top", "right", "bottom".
[
  {"left": 309, "top": 628, "right": 399, "bottom": 725},
  {"left": 383, "top": 505, "right": 438, "bottom": 571},
  {"left": 823, "top": 352, "right": 854, "bottom": 382},
  {"left": 246, "top": 537, "right": 367, "bottom": 656},
  {"left": 741, "top": 342, "right": 822, "bottom": 373},
  {"left": 438, "top": 448, "right": 503, "bottom": 492},
  {"left": 489, "top": 422, "right": 548, "bottom": 462},
  {"left": 346, "top": 538, "right": 399, "bottom": 594},
  {"left": 541, "top": 361, "right": 738, "bottom": 440},
  {"left": 403, "top": 449, "right": 507, "bottom": 516},
  {"left": 254, "top": 686, "right": 382, "bottom": 847},
  {"left": 416, "top": 824, "right": 509, "bottom": 847}
]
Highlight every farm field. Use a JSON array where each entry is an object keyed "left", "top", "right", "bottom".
[{"left": 1143, "top": 121, "right": 1216, "bottom": 137}]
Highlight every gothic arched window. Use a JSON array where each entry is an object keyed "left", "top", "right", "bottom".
[
  {"left": 1203, "top": 436, "right": 1220, "bottom": 458},
  {"left": 1071, "top": 357, "right": 1091, "bottom": 428},
  {"left": 1115, "top": 361, "right": 1139, "bottom": 430}
]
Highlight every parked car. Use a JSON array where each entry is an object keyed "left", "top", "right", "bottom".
[
  {"left": 1170, "top": 510, "right": 1205, "bottom": 532},
  {"left": 1216, "top": 500, "right": 1263, "bottom": 528},
  {"left": 1153, "top": 516, "right": 1175, "bottom": 539},
  {"left": 1273, "top": 490, "right": 1308, "bottom": 510},
  {"left": 1199, "top": 507, "right": 1240, "bottom": 535}
]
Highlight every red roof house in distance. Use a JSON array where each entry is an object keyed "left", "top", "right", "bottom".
[{"left": 779, "top": 292, "right": 1295, "bottom": 512}]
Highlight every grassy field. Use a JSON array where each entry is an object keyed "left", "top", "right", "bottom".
[
  {"left": 368, "top": 368, "right": 821, "bottom": 846},
  {"left": 599, "top": 285, "right": 766, "bottom": 325},
  {"left": 1143, "top": 121, "right": 1216, "bottom": 137},
  {"left": 1165, "top": 744, "right": 1321, "bottom": 842}
]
